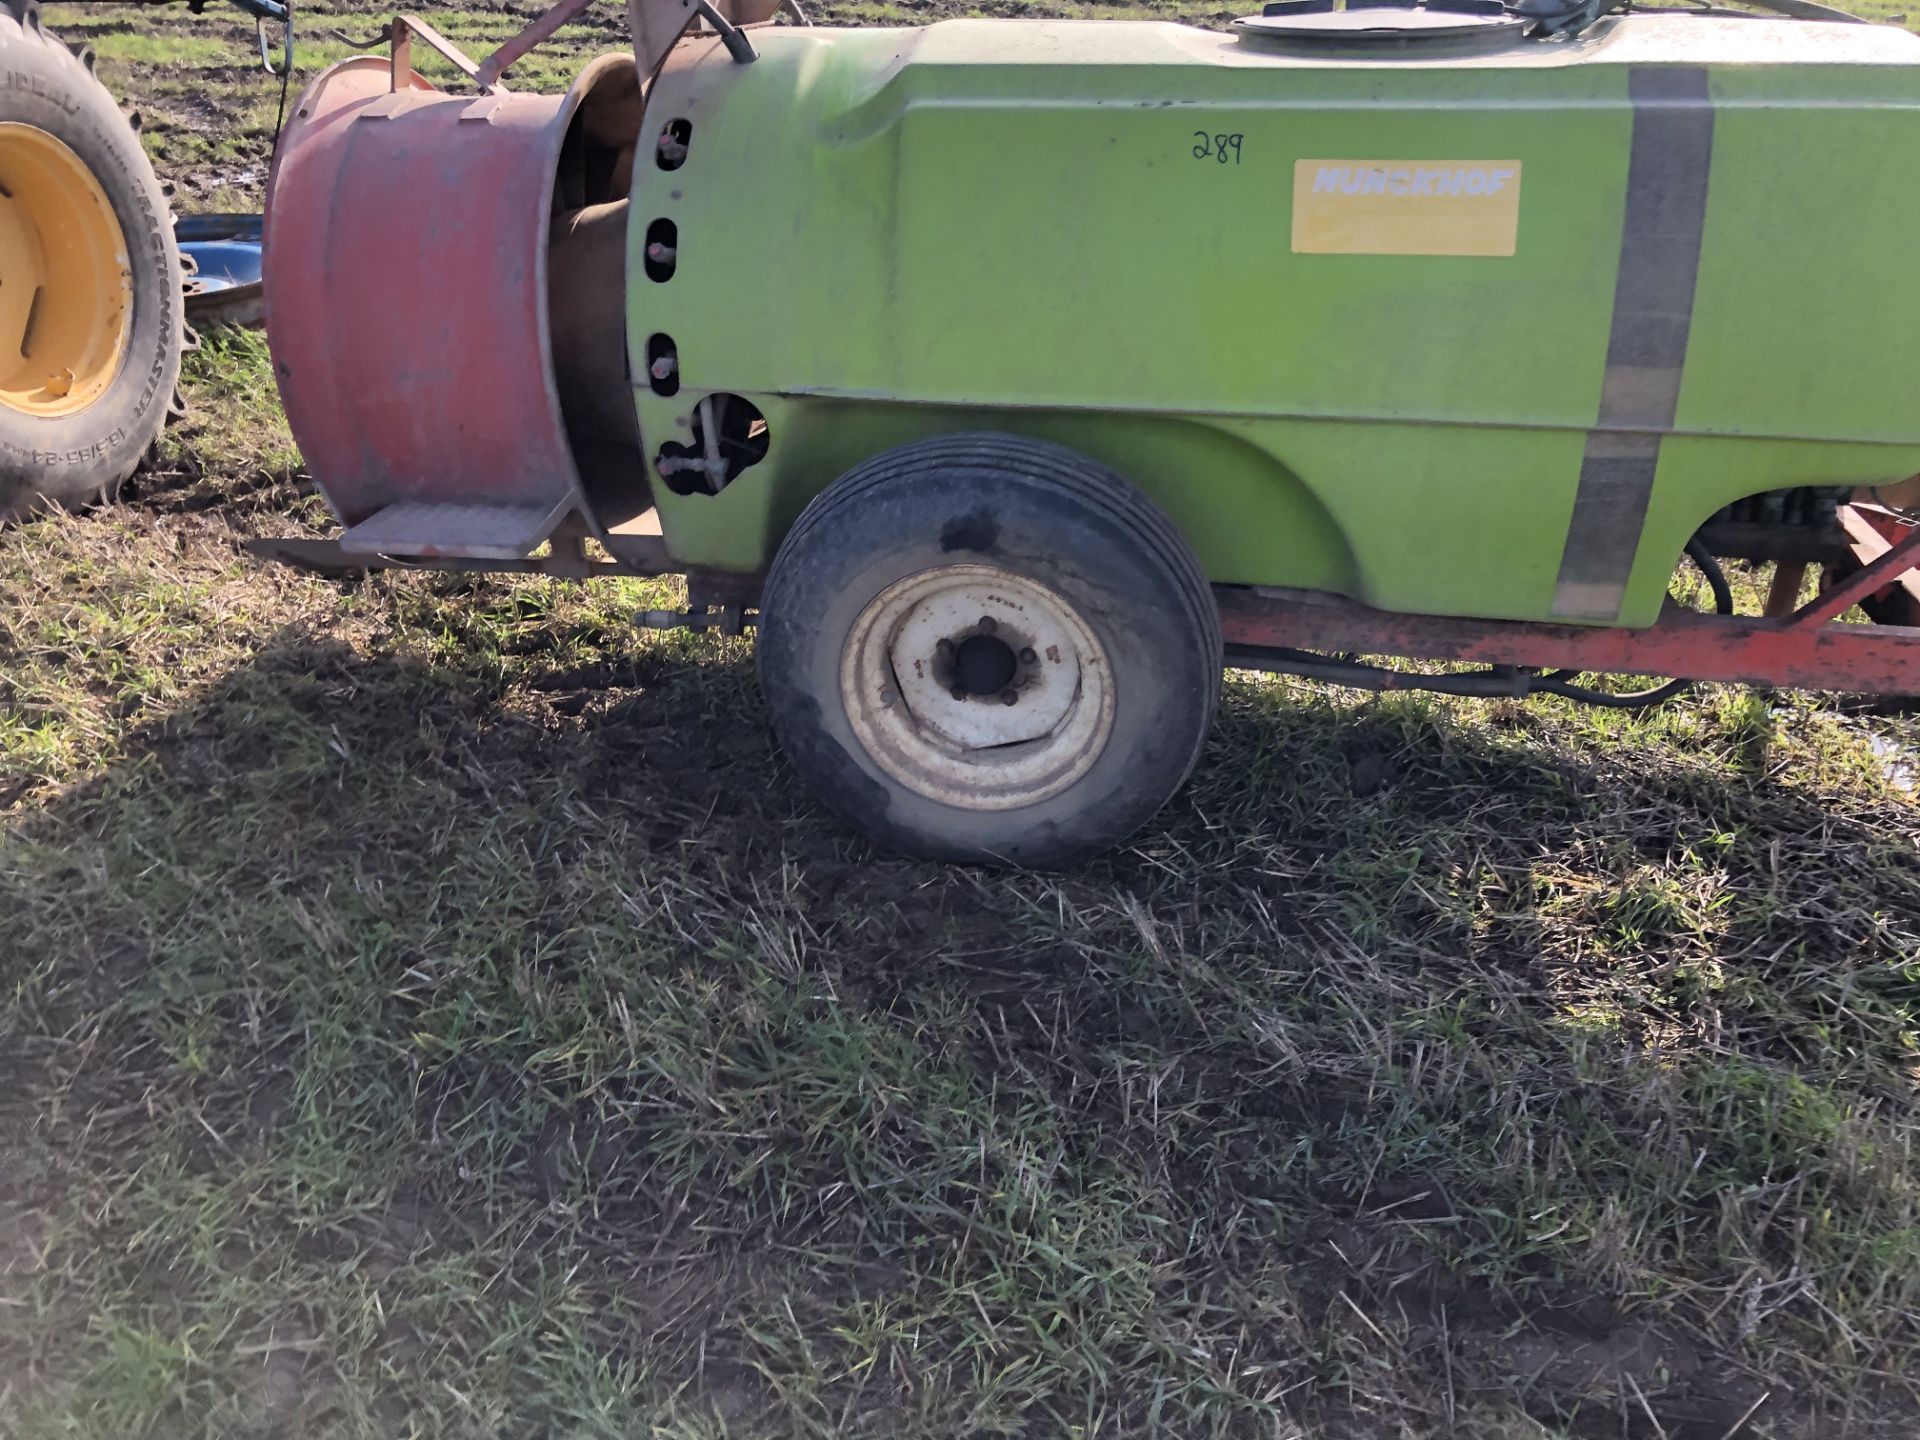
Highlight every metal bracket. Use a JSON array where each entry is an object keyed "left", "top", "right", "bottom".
[
  {"left": 475, "top": 0, "right": 599, "bottom": 89},
  {"left": 475, "top": 0, "right": 755, "bottom": 93},
  {"left": 257, "top": 6, "right": 292, "bottom": 75},
  {"left": 444, "top": 0, "right": 765, "bottom": 96},
  {"left": 1836, "top": 504, "right": 1920, "bottom": 626},
  {"left": 1791, "top": 512, "right": 1920, "bottom": 627},
  {"left": 217, "top": 0, "right": 294, "bottom": 74},
  {"left": 390, "top": 14, "right": 501, "bottom": 93}
]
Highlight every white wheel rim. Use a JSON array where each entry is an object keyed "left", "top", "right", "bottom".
[{"left": 840, "top": 563, "right": 1116, "bottom": 812}]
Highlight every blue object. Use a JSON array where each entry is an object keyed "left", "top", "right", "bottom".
[
  {"left": 178, "top": 238, "right": 261, "bottom": 293},
  {"left": 177, "top": 213, "right": 263, "bottom": 293},
  {"left": 180, "top": 238, "right": 263, "bottom": 293},
  {"left": 176, "top": 214, "right": 264, "bottom": 323}
]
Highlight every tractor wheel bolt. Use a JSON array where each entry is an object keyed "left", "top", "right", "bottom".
[
  {"left": 977, "top": 616, "right": 996, "bottom": 634},
  {"left": 650, "top": 355, "right": 677, "bottom": 381},
  {"left": 1000, "top": 688, "right": 1018, "bottom": 706},
  {"left": 950, "top": 684, "right": 968, "bottom": 702},
  {"left": 1018, "top": 647, "right": 1037, "bottom": 664},
  {"left": 935, "top": 638, "right": 955, "bottom": 658}
]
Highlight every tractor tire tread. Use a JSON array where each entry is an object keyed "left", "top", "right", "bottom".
[{"left": 0, "top": 6, "right": 182, "bottom": 519}]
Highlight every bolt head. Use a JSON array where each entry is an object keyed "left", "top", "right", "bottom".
[
  {"left": 1000, "top": 688, "right": 1019, "bottom": 706},
  {"left": 950, "top": 684, "right": 968, "bottom": 702},
  {"left": 935, "top": 637, "right": 955, "bottom": 657},
  {"left": 1018, "top": 647, "right": 1037, "bottom": 665},
  {"left": 977, "top": 616, "right": 997, "bottom": 634}
]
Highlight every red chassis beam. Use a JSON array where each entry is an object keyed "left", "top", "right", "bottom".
[
  {"left": 1216, "top": 522, "right": 1920, "bottom": 696},
  {"left": 252, "top": 509, "right": 1920, "bottom": 695}
]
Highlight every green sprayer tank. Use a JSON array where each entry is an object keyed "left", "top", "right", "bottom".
[{"left": 262, "top": 7, "right": 1920, "bottom": 863}]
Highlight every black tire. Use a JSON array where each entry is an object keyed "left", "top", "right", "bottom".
[
  {"left": 758, "top": 433, "right": 1222, "bottom": 868},
  {"left": 0, "top": 0, "right": 182, "bottom": 520}
]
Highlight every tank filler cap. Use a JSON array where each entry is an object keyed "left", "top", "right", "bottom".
[{"left": 1234, "top": 0, "right": 1531, "bottom": 54}]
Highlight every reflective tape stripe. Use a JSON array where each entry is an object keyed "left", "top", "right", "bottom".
[{"left": 1552, "top": 67, "right": 1714, "bottom": 622}]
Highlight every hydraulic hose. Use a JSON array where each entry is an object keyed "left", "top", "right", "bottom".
[{"left": 1532, "top": 537, "right": 1732, "bottom": 708}]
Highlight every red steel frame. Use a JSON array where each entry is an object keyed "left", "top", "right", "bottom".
[
  {"left": 258, "top": 516, "right": 1920, "bottom": 694},
  {"left": 258, "top": 522, "right": 1920, "bottom": 695},
  {"left": 1216, "top": 518, "right": 1920, "bottom": 694}
]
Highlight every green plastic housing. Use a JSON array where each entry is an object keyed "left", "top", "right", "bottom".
[{"left": 627, "top": 15, "right": 1920, "bottom": 626}]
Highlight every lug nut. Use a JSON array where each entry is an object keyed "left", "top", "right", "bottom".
[
  {"left": 977, "top": 616, "right": 996, "bottom": 634},
  {"left": 1000, "top": 688, "right": 1019, "bottom": 706},
  {"left": 1018, "top": 646, "right": 1036, "bottom": 664},
  {"left": 936, "top": 637, "right": 955, "bottom": 658},
  {"left": 649, "top": 354, "right": 678, "bottom": 381},
  {"left": 950, "top": 684, "right": 968, "bottom": 702}
]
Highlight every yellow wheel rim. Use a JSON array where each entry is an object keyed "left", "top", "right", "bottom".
[{"left": 0, "top": 122, "right": 133, "bottom": 419}]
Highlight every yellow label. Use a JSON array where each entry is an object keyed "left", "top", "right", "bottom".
[{"left": 1291, "top": 160, "right": 1522, "bottom": 257}]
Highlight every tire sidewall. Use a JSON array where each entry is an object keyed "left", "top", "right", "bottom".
[
  {"left": 760, "top": 456, "right": 1219, "bottom": 867},
  {"left": 0, "top": 11, "right": 181, "bottom": 514}
]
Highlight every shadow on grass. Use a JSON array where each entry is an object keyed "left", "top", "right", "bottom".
[{"left": 4, "top": 622, "right": 1919, "bottom": 1439}]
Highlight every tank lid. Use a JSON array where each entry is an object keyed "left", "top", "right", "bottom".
[{"left": 1234, "top": 0, "right": 1531, "bottom": 54}]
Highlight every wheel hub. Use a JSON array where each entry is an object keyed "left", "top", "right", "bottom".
[
  {"left": 841, "top": 563, "right": 1116, "bottom": 811},
  {"left": 949, "top": 630, "right": 1017, "bottom": 699},
  {"left": 0, "top": 123, "right": 134, "bottom": 420},
  {"left": 935, "top": 616, "right": 1042, "bottom": 706}
]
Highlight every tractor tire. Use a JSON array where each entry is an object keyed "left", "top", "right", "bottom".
[
  {"left": 0, "top": 0, "right": 182, "bottom": 521},
  {"left": 757, "top": 433, "right": 1222, "bottom": 868}
]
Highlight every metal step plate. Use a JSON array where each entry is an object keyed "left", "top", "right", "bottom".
[{"left": 338, "top": 498, "right": 571, "bottom": 559}]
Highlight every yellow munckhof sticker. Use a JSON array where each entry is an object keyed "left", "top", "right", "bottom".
[{"left": 1292, "top": 160, "right": 1522, "bottom": 257}]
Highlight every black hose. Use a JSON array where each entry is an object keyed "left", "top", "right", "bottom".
[
  {"left": 1225, "top": 537, "right": 1734, "bottom": 711},
  {"left": 1533, "top": 537, "right": 1730, "bottom": 708},
  {"left": 267, "top": 0, "right": 293, "bottom": 154},
  {"left": 692, "top": 0, "right": 757, "bottom": 62},
  {"left": 1224, "top": 646, "right": 1535, "bottom": 698},
  {"left": 324, "top": 24, "right": 393, "bottom": 48}
]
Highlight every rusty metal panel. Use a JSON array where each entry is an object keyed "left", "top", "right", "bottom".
[{"left": 264, "top": 54, "right": 636, "bottom": 531}]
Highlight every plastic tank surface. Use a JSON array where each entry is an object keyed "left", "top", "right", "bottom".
[{"left": 624, "top": 16, "right": 1920, "bottom": 626}]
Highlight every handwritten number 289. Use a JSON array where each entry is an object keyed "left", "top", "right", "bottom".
[{"left": 1192, "top": 132, "right": 1244, "bottom": 165}]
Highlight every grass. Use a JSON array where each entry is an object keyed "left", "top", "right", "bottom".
[{"left": 7, "top": 2, "right": 1920, "bottom": 1437}]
